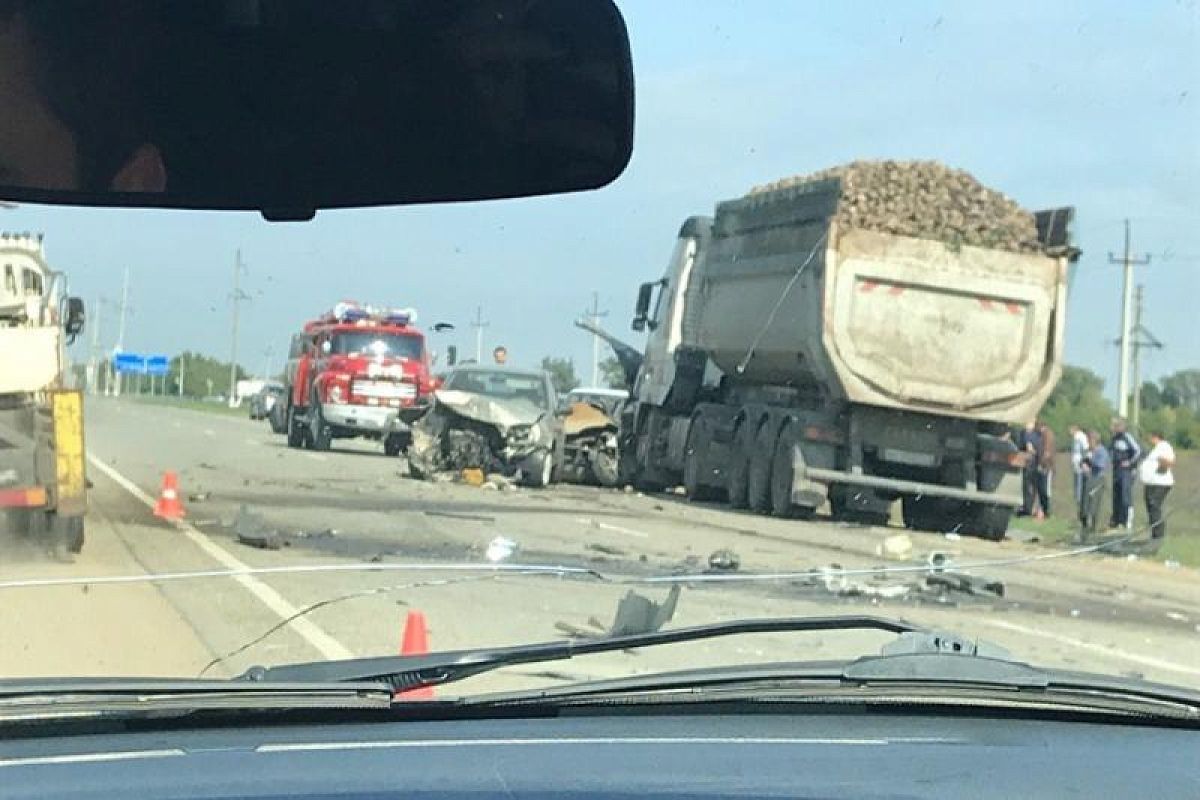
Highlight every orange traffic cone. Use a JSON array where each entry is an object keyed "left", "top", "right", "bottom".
[
  {"left": 153, "top": 471, "right": 186, "bottom": 520},
  {"left": 395, "top": 610, "right": 434, "bottom": 700}
]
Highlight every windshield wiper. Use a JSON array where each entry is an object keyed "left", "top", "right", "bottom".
[{"left": 244, "top": 615, "right": 925, "bottom": 691}]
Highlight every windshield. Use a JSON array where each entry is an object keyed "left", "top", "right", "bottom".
[
  {"left": 0, "top": 2, "right": 1197, "bottom": 701},
  {"left": 330, "top": 332, "right": 423, "bottom": 360},
  {"left": 444, "top": 369, "right": 549, "bottom": 409}
]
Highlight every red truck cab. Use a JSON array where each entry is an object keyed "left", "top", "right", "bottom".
[{"left": 284, "top": 303, "right": 435, "bottom": 455}]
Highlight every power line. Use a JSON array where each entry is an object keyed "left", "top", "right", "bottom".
[{"left": 228, "top": 249, "right": 250, "bottom": 407}]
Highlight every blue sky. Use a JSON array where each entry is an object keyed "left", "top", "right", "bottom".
[{"left": 8, "top": 1, "right": 1198, "bottom": 396}]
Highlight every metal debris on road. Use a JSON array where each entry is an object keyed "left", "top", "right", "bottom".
[
  {"left": 608, "top": 584, "right": 681, "bottom": 637},
  {"left": 461, "top": 468, "right": 485, "bottom": 487},
  {"left": 926, "top": 551, "right": 954, "bottom": 573},
  {"left": 943, "top": 532, "right": 962, "bottom": 542},
  {"left": 424, "top": 510, "right": 496, "bottom": 523},
  {"left": 188, "top": 492, "right": 211, "bottom": 502},
  {"left": 234, "top": 505, "right": 282, "bottom": 551},
  {"left": 707, "top": 548, "right": 741, "bottom": 572},
  {"left": 485, "top": 535, "right": 518, "bottom": 563},
  {"left": 588, "top": 543, "right": 628, "bottom": 557}
]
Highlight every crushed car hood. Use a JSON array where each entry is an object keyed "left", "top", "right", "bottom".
[
  {"left": 563, "top": 401, "right": 616, "bottom": 436},
  {"left": 433, "top": 389, "right": 545, "bottom": 433}
]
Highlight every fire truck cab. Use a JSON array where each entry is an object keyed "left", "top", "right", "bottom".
[{"left": 284, "top": 303, "right": 435, "bottom": 455}]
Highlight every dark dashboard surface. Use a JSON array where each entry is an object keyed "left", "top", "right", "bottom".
[{"left": 0, "top": 712, "right": 1195, "bottom": 799}]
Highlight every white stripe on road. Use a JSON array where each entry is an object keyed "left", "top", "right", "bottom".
[
  {"left": 86, "top": 455, "right": 353, "bottom": 662},
  {"left": 574, "top": 518, "right": 650, "bottom": 539},
  {"left": 976, "top": 618, "right": 1200, "bottom": 678}
]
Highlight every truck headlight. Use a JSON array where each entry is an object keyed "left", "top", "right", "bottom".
[{"left": 329, "top": 385, "right": 344, "bottom": 403}]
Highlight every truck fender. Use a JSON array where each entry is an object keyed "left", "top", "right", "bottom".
[{"left": 772, "top": 417, "right": 827, "bottom": 512}]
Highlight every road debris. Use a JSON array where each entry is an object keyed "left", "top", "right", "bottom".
[
  {"left": 485, "top": 535, "right": 518, "bottom": 563},
  {"left": 1165, "top": 611, "right": 1189, "bottom": 623},
  {"left": 187, "top": 492, "right": 211, "bottom": 502},
  {"left": 707, "top": 548, "right": 741, "bottom": 571},
  {"left": 926, "top": 551, "right": 954, "bottom": 573},
  {"left": 423, "top": 510, "right": 496, "bottom": 523},
  {"left": 234, "top": 505, "right": 281, "bottom": 550},
  {"left": 588, "top": 542, "right": 628, "bottom": 557},
  {"left": 943, "top": 532, "right": 962, "bottom": 542},
  {"left": 609, "top": 585, "right": 681, "bottom": 637},
  {"left": 461, "top": 468, "right": 485, "bottom": 487},
  {"left": 875, "top": 533, "right": 913, "bottom": 560}
]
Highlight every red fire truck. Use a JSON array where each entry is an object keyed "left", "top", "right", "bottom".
[{"left": 283, "top": 302, "right": 436, "bottom": 455}]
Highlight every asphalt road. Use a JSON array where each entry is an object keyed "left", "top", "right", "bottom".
[{"left": 1, "top": 397, "right": 1197, "bottom": 694}]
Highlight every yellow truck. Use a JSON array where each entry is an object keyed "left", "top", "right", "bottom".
[{"left": 0, "top": 233, "right": 87, "bottom": 558}]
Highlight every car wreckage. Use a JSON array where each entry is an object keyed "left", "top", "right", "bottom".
[
  {"left": 558, "top": 387, "right": 627, "bottom": 487},
  {"left": 406, "top": 367, "right": 562, "bottom": 488}
]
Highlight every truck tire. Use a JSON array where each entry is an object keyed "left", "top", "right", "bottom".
[
  {"left": 682, "top": 420, "right": 720, "bottom": 501},
  {"left": 726, "top": 421, "right": 754, "bottom": 509},
  {"left": 960, "top": 503, "right": 1011, "bottom": 541},
  {"left": 286, "top": 403, "right": 306, "bottom": 449},
  {"left": 747, "top": 421, "right": 775, "bottom": 514},
  {"left": 308, "top": 394, "right": 332, "bottom": 452},
  {"left": 383, "top": 433, "right": 408, "bottom": 457}
]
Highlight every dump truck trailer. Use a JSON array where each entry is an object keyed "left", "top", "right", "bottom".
[
  {"left": 620, "top": 173, "right": 1076, "bottom": 539},
  {"left": 0, "top": 233, "right": 87, "bottom": 556}
]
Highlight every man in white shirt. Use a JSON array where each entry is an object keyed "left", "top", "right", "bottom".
[
  {"left": 1069, "top": 424, "right": 1089, "bottom": 515},
  {"left": 1139, "top": 430, "right": 1175, "bottom": 547}
]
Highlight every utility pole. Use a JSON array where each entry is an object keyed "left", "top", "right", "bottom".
[
  {"left": 113, "top": 266, "right": 131, "bottom": 396},
  {"left": 584, "top": 291, "right": 609, "bottom": 387},
  {"left": 228, "top": 249, "right": 250, "bottom": 407},
  {"left": 263, "top": 344, "right": 274, "bottom": 381},
  {"left": 1127, "top": 285, "right": 1163, "bottom": 433},
  {"left": 87, "top": 297, "right": 104, "bottom": 395},
  {"left": 178, "top": 353, "right": 186, "bottom": 398},
  {"left": 1108, "top": 220, "right": 1151, "bottom": 417},
  {"left": 470, "top": 305, "right": 489, "bottom": 363}
]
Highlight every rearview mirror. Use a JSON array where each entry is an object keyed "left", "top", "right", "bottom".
[
  {"left": 0, "top": 0, "right": 634, "bottom": 220},
  {"left": 63, "top": 296, "right": 85, "bottom": 341},
  {"left": 632, "top": 281, "right": 655, "bottom": 332}
]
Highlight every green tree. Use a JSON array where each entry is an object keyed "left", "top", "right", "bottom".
[
  {"left": 598, "top": 356, "right": 626, "bottom": 389},
  {"left": 540, "top": 356, "right": 580, "bottom": 394},
  {"left": 1139, "top": 381, "right": 1164, "bottom": 412},
  {"left": 1159, "top": 369, "right": 1200, "bottom": 413},
  {"left": 1039, "top": 365, "right": 1115, "bottom": 447},
  {"left": 168, "top": 351, "right": 248, "bottom": 398}
]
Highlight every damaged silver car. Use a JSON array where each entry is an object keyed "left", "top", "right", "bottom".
[{"left": 406, "top": 366, "right": 563, "bottom": 487}]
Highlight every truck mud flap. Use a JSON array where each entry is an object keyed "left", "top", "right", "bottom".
[
  {"left": 803, "top": 466, "right": 1021, "bottom": 508},
  {"left": 51, "top": 390, "right": 87, "bottom": 516}
]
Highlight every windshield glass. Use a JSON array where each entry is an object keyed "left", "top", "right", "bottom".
[
  {"left": 444, "top": 369, "right": 549, "bottom": 409},
  {"left": 0, "top": 2, "right": 1196, "bottom": 700},
  {"left": 331, "top": 332, "right": 423, "bottom": 360}
]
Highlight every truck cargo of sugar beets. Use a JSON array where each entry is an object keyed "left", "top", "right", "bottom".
[{"left": 617, "top": 162, "right": 1078, "bottom": 539}]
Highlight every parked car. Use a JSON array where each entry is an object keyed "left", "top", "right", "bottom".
[
  {"left": 407, "top": 366, "right": 563, "bottom": 487},
  {"left": 249, "top": 382, "right": 284, "bottom": 421}
]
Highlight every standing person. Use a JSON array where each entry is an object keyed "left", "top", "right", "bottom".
[
  {"left": 1016, "top": 421, "right": 1041, "bottom": 517},
  {"left": 1109, "top": 417, "right": 1141, "bottom": 530},
  {"left": 1079, "top": 430, "right": 1109, "bottom": 538},
  {"left": 1139, "top": 430, "right": 1175, "bottom": 549},
  {"left": 1069, "top": 424, "right": 1089, "bottom": 514},
  {"left": 492, "top": 345, "right": 508, "bottom": 366},
  {"left": 1035, "top": 419, "right": 1055, "bottom": 517}
]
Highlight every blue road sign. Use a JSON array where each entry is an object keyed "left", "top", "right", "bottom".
[
  {"left": 145, "top": 355, "right": 170, "bottom": 376},
  {"left": 113, "top": 352, "right": 145, "bottom": 374}
]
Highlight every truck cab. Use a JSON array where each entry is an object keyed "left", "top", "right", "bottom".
[{"left": 284, "top": 303, "right": 433, "bottom": 456}]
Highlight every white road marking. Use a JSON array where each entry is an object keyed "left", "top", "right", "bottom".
[
  {"left": 574, "top": 517, "right": 650, "bottom": 539},
  {"left": 0, "top": 750, "right": 186, "bottom": 768},
  {"left": 258, "top": 736, "right": 902, "bottom": 753},
  {"left": 977, "top": 618, "right": 1200, "bottom": 678},
  {"left": 86, "top": 455, "right": 353, "bottom": 661}
]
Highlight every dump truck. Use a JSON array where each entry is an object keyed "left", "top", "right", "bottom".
[
  {"left": 619, "top": 165, "right": 1077, "bottom": 539},
  {"left": 0, "top": 233, "right": 87, "bottom": 557}
]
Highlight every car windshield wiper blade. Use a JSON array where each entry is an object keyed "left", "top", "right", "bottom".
[{"left": 243, "top": 615, "right": 924, "bottom": 691}]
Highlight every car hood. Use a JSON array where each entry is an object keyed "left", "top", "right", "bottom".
[
  {"left": 562, "top": 401, "right": 616, "bottom": 436},
  {"left": 433, "top": 389, "right": 545, "bottom": 431}
]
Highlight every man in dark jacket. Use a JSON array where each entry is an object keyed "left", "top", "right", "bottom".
[
  {"left": 1035, "top": 419, "right": 1055, "bottom": 517},
  {"left": 1109, "top": 417, "right": 1141, "bottom": 530},
  {"left": 1016, "top": 421, "right": 1041, "bottom": 517}
]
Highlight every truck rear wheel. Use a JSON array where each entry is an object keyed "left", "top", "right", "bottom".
[
  {"left": 683, "top": 420, "right": 720, "bottom": 502},
  {"left": 747, "top": 422, "right": 775, "bottom": 514},
  {"left": 726, "top": 421, "right": 754, "bottom": 509}
]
